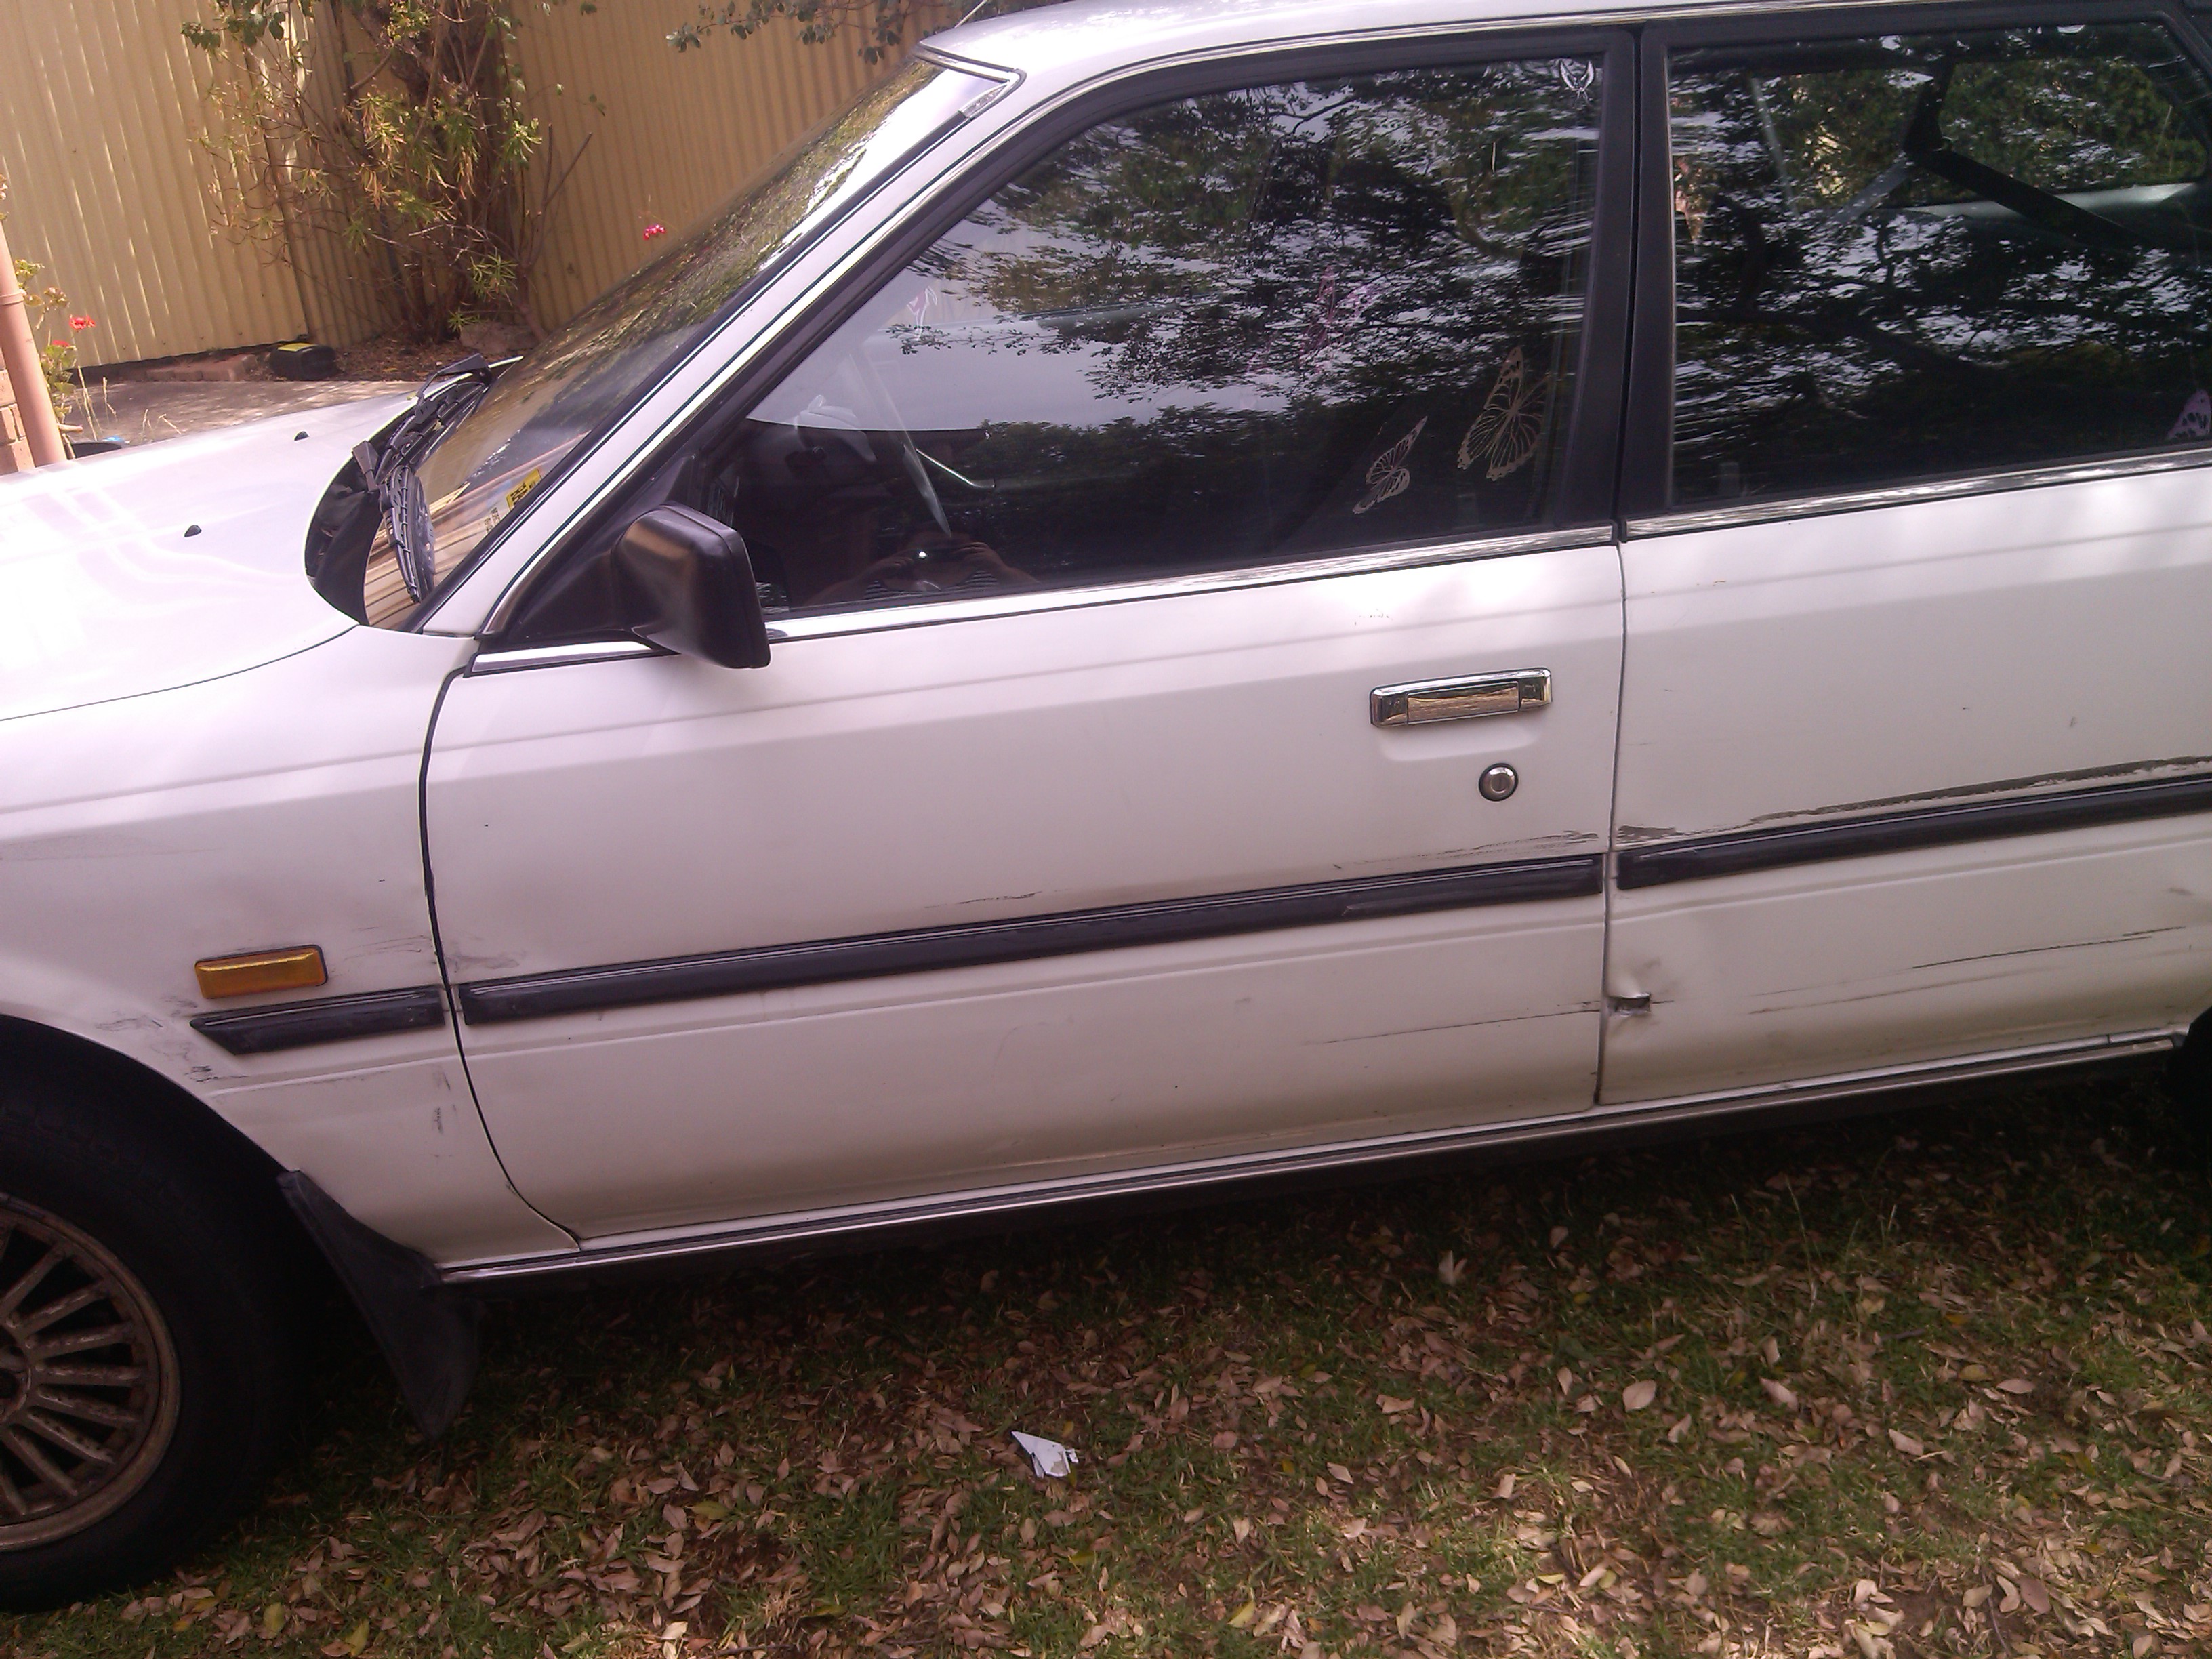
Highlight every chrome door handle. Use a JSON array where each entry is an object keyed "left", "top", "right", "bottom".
[{"left": 1370, "top": 669, "right": 1551, "bottom": 728}]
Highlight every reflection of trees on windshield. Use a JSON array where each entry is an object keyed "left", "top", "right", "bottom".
[
  {"left": 394, "top": 60, "right": 973, "bottom": 600},
  {"left": 498, "top": 60, "right": 944, "bottom": 406},
  {"left": 724, "top": 62, "right": 1605, "bottom": 609},
  {"left": 1671, "top": 23, "right": 2212, "bottom": 506}
]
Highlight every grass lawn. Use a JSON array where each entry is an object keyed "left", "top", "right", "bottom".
[{"left": 9, "top": 1065, "right": 2211, "bottom": 1659}]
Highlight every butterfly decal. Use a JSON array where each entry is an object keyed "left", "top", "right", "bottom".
[
  {"left": 1354, "top": 417, "right": 1427, "bottom": 514},
  {"left": 1459, "top": 346, "right": 1547, "bottom": 481},
  {"left": 2169, "top": 388, "right": 2211, "bottom": 443},
  {"left": 1297, "top": 267, "right": 1385, "bottom": 368}
]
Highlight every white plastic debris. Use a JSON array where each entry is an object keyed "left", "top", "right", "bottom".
[{"left": 1011, "top": 1431, "right": 1079, "bottom": 1479}]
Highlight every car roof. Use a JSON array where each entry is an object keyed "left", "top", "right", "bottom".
[{"left": 926, "top": 0, "right": 1739, "bottom": 79}]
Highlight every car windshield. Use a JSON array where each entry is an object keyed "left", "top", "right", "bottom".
[{"left": 356, "top": 57, "right": 1002, "bottom": 626}]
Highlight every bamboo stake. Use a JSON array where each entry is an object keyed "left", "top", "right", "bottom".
[{"left": 0, "top": 214, "right": 68, "bottom": 468}]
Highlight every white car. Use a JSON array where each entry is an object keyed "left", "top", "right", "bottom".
[{"left": 5, "top": 0, "right": 2210, "bottom": 1603}]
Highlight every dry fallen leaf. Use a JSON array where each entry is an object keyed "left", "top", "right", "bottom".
[
  {"left": 1996, "top": 1378, "right": 2036, "bottom": 1395},
  {"left": 1623, "top": 1379, "right": 1658, "bottom": 1412},
  {"left": 1761, "top": 1378, "right": 1799, "bottom": 1410},
  {"left": 1888, "top": 1429, "right": 1925, "bottom": 1456},
  {"left": 1437, "top": 1250, "right": 1467, "bottom": 1287}
]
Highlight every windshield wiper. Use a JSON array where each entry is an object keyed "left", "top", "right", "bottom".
[{"left": 351, "top": 354, "right": 494, "bottom": 602}]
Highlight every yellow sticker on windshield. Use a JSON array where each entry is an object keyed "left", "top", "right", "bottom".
[{"left": 505, "top": 468, "right": 543, "bottom": 512}]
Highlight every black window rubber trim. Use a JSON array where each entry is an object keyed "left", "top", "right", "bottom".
[
  {"left": 456, "top": 855, "right": 1605, "bottom": 1026},
  {"left": 1616, "top": 771, "right": 2212, "bottom": 891},
  {"left": 191, "top": 986, "right": 449, "bottom": 1056}
]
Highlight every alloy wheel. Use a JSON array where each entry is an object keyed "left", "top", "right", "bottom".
[{"left": 0, "top": 1194, "right": 178, "bottom": 1550}]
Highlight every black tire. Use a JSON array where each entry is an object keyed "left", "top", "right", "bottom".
[
  {"left": 2184, "top": 1010, "right": 2212, "bottom": 1100},
  {"left": 0, "top": 1063, "right": 307, "bottom": 1610}
]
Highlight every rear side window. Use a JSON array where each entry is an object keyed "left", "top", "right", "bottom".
[
  {"left": 690, "top": 58, "right": 1607, "bottom": 613},
  {"left": 1666, "top": 20, "right": 2212, "bottom": 508}
]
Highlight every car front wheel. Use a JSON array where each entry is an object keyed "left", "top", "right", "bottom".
[{"left": 0, "top": 1069, "right": 304, "bottom": 1609}]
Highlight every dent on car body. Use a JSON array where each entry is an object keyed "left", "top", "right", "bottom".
[{"left": 1738, "top": 752, "right": 2212, "bottom": 832}]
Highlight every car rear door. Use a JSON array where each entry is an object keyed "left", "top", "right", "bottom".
[
  {"left": 1600, "top": 5, "right": 2212, "bottom": 1107},
  {"left": 423, "top": 32, "right": 1636, "bottom": 1248}
]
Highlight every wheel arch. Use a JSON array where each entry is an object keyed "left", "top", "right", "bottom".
[{"left": 0, "top": 1012, "right": 291, "bottom": 1226}]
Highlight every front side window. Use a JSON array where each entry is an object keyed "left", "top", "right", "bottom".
[
  {"left": 687, "top": 57, "right": 1605, "bottom": 614},
  {"left": 1668, "top": 21, "right": 2212, "bottom": 508}
]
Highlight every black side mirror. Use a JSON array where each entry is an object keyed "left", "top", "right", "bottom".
[{"left": 611, "top": 504, "right": 771, "bottom": 669}]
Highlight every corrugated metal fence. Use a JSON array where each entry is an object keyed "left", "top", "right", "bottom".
[
  {"left": 0, "top": 1, "right": 930, "bottom": 369},
  {"left": 514, "top": 1, "right": 896, "bottom": 331},
  {"left": 0, "top": 0, "right": 309, "bottom": 367}
]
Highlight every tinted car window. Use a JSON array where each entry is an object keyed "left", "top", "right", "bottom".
[
  {"left": 694, "top": 58, "right": 1605, "bottom": 613},
  {"left": 1668, "top": 22, "right": 2212, "bottom": 508}
]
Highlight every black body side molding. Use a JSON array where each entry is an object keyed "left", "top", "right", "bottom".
[
  {"left": 278, "top": 1172, "right": 482, "bottom": 1438},
  {"left": 1617, "top": 773, "right": 2212, "bottom": 890},
  {"left": 192, "top": 986, "right": 448, "bottom": 1055},
  {"left": 456, "top": 855, "right": 1606, "bottom": 1025}
]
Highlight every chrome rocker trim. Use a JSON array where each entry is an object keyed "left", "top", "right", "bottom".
[
  {"left": 440, "top": 1025, "right": 2182, "bottom": 1288},
  {"left": 467, "top": 638, "right": 664, "bottom": 674},
  {"left": 1627, "top": 448, "right": 2212, "bottom": 539},
  {"left": 763, "top": 526, "right": 1612, "bottom": 644}
]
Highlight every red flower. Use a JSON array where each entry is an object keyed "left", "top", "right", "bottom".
[
  {"left": 642, "top": 222, "right": 666, "bottom": 240},
  {"left": 68, "top": 314, "right": 96, "bottom": 331}
]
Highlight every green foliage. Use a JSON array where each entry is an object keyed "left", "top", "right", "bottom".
[
  {"left": 12, "top": 255, "right": 75, "bottom": 405},
  {"left": 183, "top": 0, "right": 589, "bottom": 340}
]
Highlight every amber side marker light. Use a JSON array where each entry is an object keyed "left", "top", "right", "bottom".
[{"left": 194, "top": 945, "right": 328, "bottom": 1000}]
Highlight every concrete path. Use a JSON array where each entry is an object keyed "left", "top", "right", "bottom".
[{"left": 61, "top": 378, "right": 417, "bottom": 449}]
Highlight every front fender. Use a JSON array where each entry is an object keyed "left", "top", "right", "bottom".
[{"left": 0, "top": 626, "right": 572, "bottom": 1267}]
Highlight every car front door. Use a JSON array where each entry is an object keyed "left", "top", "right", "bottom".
[
  {"left": 1601, "top": 6, "right": 2212, "bottom": 1107},
  {"left": 423, "top": 36, "right": 1635, "bottom": 1247}
]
